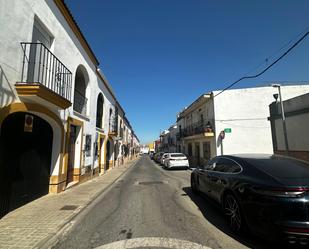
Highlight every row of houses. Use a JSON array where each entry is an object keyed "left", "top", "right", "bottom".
[
  {"left": 157, "top": 85, "right": 309, "bottom": 167},
  {"left": 0, "top": 0, "right": 140, "bottom": 218}
]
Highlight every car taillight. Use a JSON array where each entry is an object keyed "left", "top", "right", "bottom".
[
  {"left": 286, "top": 227, "right": 309, "bottom": 234},
  {"left": 252, "top": 187, "right": 309, "bottom": 197}
]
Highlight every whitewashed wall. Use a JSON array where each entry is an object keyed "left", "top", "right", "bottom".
[{"left": 213, "top": 85, "right": 309, "bottom": 155}]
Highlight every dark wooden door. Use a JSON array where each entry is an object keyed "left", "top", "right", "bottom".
[
  {"left": 67, "top": 125, "right": 77, "bottom": 184},
  {"left": 0, "top": 112, "right": 52, "bottom": 218},
  {"left": 106, "top": 140, "right": 110, "bottom": 170}
]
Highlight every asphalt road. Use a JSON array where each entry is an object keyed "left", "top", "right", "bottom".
[{"left": 53, "top": 156, "right": 276, "bottom": 249}]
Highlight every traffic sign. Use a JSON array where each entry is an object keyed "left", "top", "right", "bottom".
[{"left": 224, "top": 128, "right": 232, "bottom": 133}]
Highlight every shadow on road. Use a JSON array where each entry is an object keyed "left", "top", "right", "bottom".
[
  {"left": 182, "top": 186, "right": 285, "bottom": 249},
  {"left": 162, "top": 166, "right": 189, "bottom": 171}
]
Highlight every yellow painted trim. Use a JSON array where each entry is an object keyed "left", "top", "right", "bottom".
[
  {"left": 0, "top": 102, "right": 65, "bottom": 190},
  {"left": 103, "top": 138, "right": 108, "bottom": 171},
  {"left": 15, "top": 84, "right": 71, "bottom": 109},
  {"left": 53, "top": 0, "right": 99, "bottom": 66},
  {"left": 108, "top": 131, "right": 118, "bottom": 137},
  {"left": 64, "top": 117, "right": 84, "bottom": 185},
  {"left": 204, "top": 132, "right": 215, "bottom": 137}
]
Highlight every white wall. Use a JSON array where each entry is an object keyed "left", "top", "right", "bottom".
[{"left": 213, "top": 85, "right": 309, "bottom": 155}]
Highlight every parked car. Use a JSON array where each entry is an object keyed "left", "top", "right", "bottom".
[
  {"left": 190, "top": 154, "right": 309, "bottom": 245},
  {"left": 164, "top": 153, "right": 189, "bottom": 169},
  {"left": 153, "top": 152, "right": 159, "bottom": 161},
  {"left": 160, "top": 153, "right": 169, "bottom": 165},
  {"left": 155, "top": 152, "right": 165, "bottom": 163},
  {"left": 149, "top": 151, "right": 154, "bottom": 159}
]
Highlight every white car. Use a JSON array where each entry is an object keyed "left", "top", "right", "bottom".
[
  {"left": 160, "top": 153, "right": 169, "bottom": 165},
  {"left": 164, "top": 153, "right": 189, "bottom": 169}
]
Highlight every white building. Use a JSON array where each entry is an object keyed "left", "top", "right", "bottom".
[
  {"left": 177, "top": 85, "right": 309, "bottom": 167},
  {"left": 160, "top": 124, "right": 178, "bottom": 153},
  {"left": 0, "top": 0, "right": 138, "bottom": 217}
]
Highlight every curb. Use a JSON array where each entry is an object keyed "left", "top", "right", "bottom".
[{"left": 36, "top": 158, "right": 140, "bottom": 249}]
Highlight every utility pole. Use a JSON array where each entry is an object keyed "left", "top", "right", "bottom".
[{"left": 272, "top": 84, "right": 289, "bottom": 154}]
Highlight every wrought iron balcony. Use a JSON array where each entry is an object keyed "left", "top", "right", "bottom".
[
  {"left": 182, "top": 119, "right": 215, "bottom": 138},
  {"left": 108, "top": 116, "right": 118, "bottom": 136},
  {"left": 16, "top": 42, "right": 72, "bottom": 108}
]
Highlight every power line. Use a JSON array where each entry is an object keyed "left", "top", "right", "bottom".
[
  {"left": 246, "top": 26, "right": 309, "bottom": 76},
  {"left": 214, "top": 30, "right": 309, "bottom": 98}
]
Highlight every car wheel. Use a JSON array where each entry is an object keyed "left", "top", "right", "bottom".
[
  {"left": 191, "top": 175, "right": 198, "bottom": 193},
  {"left": 223, "top": 194, "right": 244, "bottom": 233}
]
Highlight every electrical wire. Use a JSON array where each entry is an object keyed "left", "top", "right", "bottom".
[
  {"left": 214, "top": 30, "right": 309, "bottom": 98},
  {"left": 218, "top": 121, "right": 269, "bottom": 129}
]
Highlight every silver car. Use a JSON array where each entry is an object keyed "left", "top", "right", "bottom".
[{"left": 164, "top": 153, "right": 189, "bottom": 169}]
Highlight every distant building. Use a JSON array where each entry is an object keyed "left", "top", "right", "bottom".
[
  {"left": 269, "top": 92, "right": 309, "bottom": 162},
  {"left": 159, "top": 130, "right": 170, "bottom": 152},
  {"left": 154, "top": 139, "right": 161, "bottom": 152}
]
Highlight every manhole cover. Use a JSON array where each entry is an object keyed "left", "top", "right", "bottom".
[
  {"left": 60, "top": 205, "right": 79, "bottom": 210},
  {"left": 138, "top": 181, "right": 165, "bottom": 185}
]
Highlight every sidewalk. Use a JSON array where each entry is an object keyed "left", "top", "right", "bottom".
[{"left": 0, "top": 158, "right": 139, "bottom": 249}]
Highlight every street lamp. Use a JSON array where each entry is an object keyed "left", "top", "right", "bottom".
[{"left": 271, "top": 84, "right": 289, "bottom": 154}]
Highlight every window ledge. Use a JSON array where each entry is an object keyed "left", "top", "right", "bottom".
[{"left": 73, "top": 111, "right": 90, "bottom": 121}]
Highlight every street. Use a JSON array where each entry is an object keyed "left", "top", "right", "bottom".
[{"left": 53, "top": 156, "right": 274, "bottom": 249}]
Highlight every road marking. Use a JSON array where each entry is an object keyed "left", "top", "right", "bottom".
[
  {"left": 95, "top": 237, "right": 211, "bottom": 249},
  {"left": 134, "top": 180, "right": 168, "bottom": 185}
]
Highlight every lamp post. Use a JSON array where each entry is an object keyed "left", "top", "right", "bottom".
[{"left": 271, "top": 84, "right": 289, "bottom": 154}]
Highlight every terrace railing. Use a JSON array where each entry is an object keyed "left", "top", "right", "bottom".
[{"left": 20, "top": 42, "right": 72, "bottom": 101}]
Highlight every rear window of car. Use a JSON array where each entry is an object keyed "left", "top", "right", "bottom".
[{"left": 171, "top": 154, "right": 186, "bottom": 158}]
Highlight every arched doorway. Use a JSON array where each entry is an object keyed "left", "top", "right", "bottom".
[
  {"left": 106, "top": 140, "right": 110, "bottom": 170},
  {"left": 96, "top": 93, "right": 104, "bottom": 129},
  {"left": 73, "top": 65, "right": 89, "bottom": 116},
  {"left": 0, "top": 112, "right": 53, "bottom": 218}
]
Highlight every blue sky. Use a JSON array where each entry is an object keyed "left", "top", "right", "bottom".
[{"left": 66, "top": 0, "right": 309, "bottom": 144}]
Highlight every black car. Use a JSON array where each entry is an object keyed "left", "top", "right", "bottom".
[{"left": 190, "top": 154, "right": 309, "bottom": 246}]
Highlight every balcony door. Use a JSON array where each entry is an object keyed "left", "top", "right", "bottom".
[{"left": 27, "top": 20, "right": 53, "bottom": 83}]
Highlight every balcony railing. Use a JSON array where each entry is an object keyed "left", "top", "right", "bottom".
[
  {"left": 108, "top": 116, "right": 118, "bottom": 135},
  {"left": 20, "top": 42, "right": 72, "bottom": 101},
  {"left": 181, "top": 119, "right": 214, "bottom": 137},
  {"left": 73, "top": 89, "right": 87, "bottom": 116}
]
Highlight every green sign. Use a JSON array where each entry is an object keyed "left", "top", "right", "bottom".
[{"left": 224, "top": 128, "right": 232, "bottom": 133}]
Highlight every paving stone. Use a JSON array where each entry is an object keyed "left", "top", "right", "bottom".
[{"left": 0, "top": 158, "right": 139, "bottom": 248}]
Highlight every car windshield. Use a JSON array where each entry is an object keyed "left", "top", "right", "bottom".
[{"left": 171, "top": 154, "right": 186, "bottom": 158}]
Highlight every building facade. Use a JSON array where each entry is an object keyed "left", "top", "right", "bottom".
[{"left": 0, "top": 0, "right": 138, "bottom": 217}]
